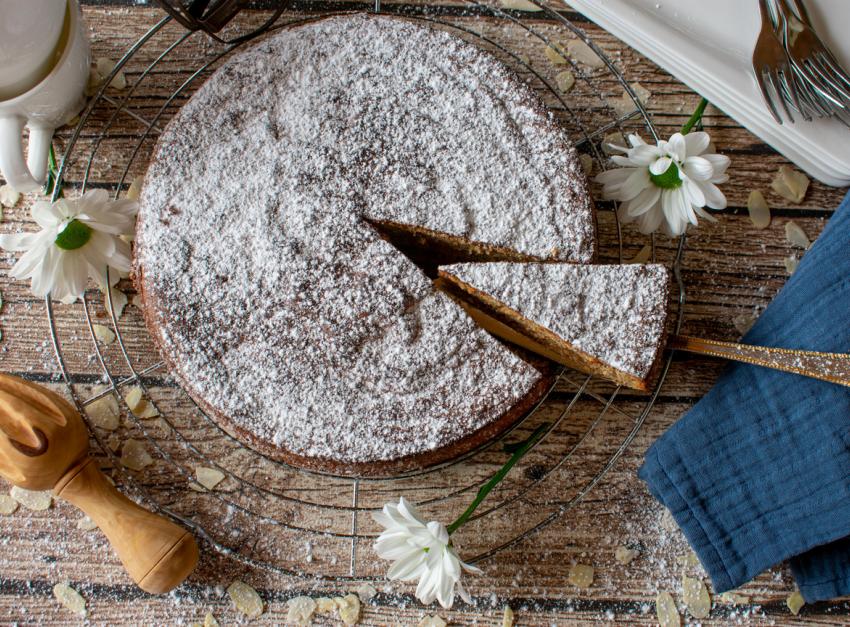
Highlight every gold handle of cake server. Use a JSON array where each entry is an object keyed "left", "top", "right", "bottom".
[{"left": 669, "top": 334, "right": 850, "bottom": 388}]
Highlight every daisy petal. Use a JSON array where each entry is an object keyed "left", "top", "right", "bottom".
[
  {"left": 682, "top": 156, "right": 713, "bottom": 181},
  {"left": 700, "top": 181, "right": 727, "bottom": 209},
  {"left": 625, "top": 186, "right": 661, "bottom": 217},
  {"left": 666, "top": 133, "right": 687, "bottom": 161},
  {"left": 683, "top": 131, "right": 710, "bottom": 156},
  {"left": 649, "top": 156, "right": 672, "bottom": 176},
  {"left": 619, "top": 167, "right": 651, "bottom": 201}
]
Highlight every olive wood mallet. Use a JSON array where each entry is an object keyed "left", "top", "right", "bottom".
[{"left": 0, "top": 373, "right": 198, "bottom": 593}]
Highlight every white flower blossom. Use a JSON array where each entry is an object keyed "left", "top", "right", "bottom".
[
  {"left": 373, "top": 497, "right": 481, "bottom": 609},
  {"left": 595, "top": 131, "right": 730, "bottom": 236},
  {"left": 0, "top": 190, "right": 137, "bottom": 304}
]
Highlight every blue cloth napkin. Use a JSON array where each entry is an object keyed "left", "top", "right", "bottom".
[{"left": 639, "top": 190, "right": 850, "bottom": 602}]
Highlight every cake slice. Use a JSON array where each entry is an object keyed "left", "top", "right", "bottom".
[{"left": 435, "top": 263, "right": 670, "bottom": 390}]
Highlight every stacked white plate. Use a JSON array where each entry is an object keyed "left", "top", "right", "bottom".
[{"left": 563, "top": 0, "right": 850, "bottom": 187}]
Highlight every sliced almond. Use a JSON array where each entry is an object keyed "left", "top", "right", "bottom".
[
  {"left": 10, "top": 486, "right": 52, "bottom": 511},
  {"left": 682, "top": 575, "right": 710, "bottom": 619},
  {"left": 121, "top": 439, "right": 153, "bottom": 471},
  {"left": 102, "top": 284, "right": 128, "bottom": 318},
  {"left": 53, "top": 583, "right": 86, "bottom": 617},
  {"left": 747, "top": 190, "right": 771, "bottom": 229},
  {"left": 784, "top": 255, "right": 799, "bottom": 275},
  {"left": 127, "top": 175, "right": 144, "bottom": 201},
  {"left": 733, "top": 314, "right": 757, "bottom": 336},
  {"left": 93, "top": 323, "right": 116, "bottom": 345},
  {"left": 786, "top": 590, "right": 804, "bottom": 615},
  {"left": 418, "top": 616, "right": 447, "bottom": 627},
  {"left": 579, "top": 153, "right": 594, "bottom": 176},
  {"left": 228, "top": 581, "right": 264, "bottom": 618},
  {"left": 203, "top": 612, "right": 220, "bottom": 627},
  {"left": 335, "top": 594, "right": 361, "bottom": 625},
  {"left": 0, "top": 184, "right": 20, "bottom": 208},
  {"left": 675, "top": 551, "right": 699, "bottom": 568},
  {"left": 76, "top": 515, "right": 97, "bottom": 531},
  {"left": 286, "top": 596, "right": 317, "bottom": 625},
  {"left": 95, "top": 57, "right": 127, "bottom": 90},
  {"left": 0, "top": 495, "right": 19, "bottom": 515},
  {"left": 568, "top": 563, "right": 594, "bottom": 588},
  {"left": 614, "top": 545, "right": 639, "bottom": 565},
  {"left": 602, "top": 131, "right": 627, "bottom": 155},
  {"left": 195, "top": 466, "right": 225, "bottom": 491},
  {"left": 124, "top": 386, "right": 144, "bottom": 413},
  {"left": 355, "top": 582, "right": 377, "bottom": 601},
  {"left": 785, "top": 220, "right": 810, "bottom": 249},
  {"left": 555, "top": 70, "right": 575, "bottom": 93},
  {"left": 503, "top": 606, "right": 516, "bottom": 627},
  {"left": 316, "top": 597, "right": 337, "bottom": 613},
  {"left": 655, "top": 591, "right": 680, "bottom": 627},
  {"left": 567, "top": 38, "right": 605, "bottom": 68},
  {"left": 499, "top": 0, "right": 543, "bottom": 10},
  {"left": 627, "top": 244, "right": 652, "bottom": 264},
  {"left": 718, "top": 591, "right": 750, "bottom": 605},
  {"left": 544, "top": 42, "right": 569, "bottom": 66},
  {"left": 771, "top": 165, "right": 809, "bottom": 203},
  {"left": 88, "top": 393, "right": 120, "bottom": 431}
]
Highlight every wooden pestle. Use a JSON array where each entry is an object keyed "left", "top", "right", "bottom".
[{"left": 0, "top": 373, "right": 198, "bottom": 594}]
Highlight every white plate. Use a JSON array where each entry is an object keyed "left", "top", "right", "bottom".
[{"left": 563, "top": 0, "right": 850, "bottom": 186}]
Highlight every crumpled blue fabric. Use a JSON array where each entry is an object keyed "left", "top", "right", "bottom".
[{"left": 639, "top": 190, "right": 850, "bottom": 602}]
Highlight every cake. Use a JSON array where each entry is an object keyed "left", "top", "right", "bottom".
[
  {"left": 134, "top": 14, "right": 596, "bottom": 476},
  {"left": 436, "top": 263, "right": 670, "bottom": 390}
]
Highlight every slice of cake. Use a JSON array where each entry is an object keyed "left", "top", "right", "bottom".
[{"left": 436, "top": 263, "right": 670, "bottom": 390}]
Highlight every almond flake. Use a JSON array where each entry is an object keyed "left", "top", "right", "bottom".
[
  {"left": 503, "top": 606, "right": 515, "bottom": 627},
  {"left": 88, "top": 394, "right": 120, "bottom": 431},
  {"left": 543, "top": 42, "right": 568, "bottom": 66},
  {"left": 627, "top": 244, "right": 652, "bottom": 264},
  {"left": 121, "top": 439, "right": 153, "bottom": 471},
  {"left": 615, "top": 546, "right": 639, "bottom": 565},
  {"left": 195, "top": 466, "right": 225, "bottom": 491},
  {"left": 568, "top": 563, "right": 594, "bottom": 588},
  {"left": 418, "top": 616, "right": 447, "bottom": 627},
  {"left": 124, "top": 386, "right": 144, "bottom": 412},
  {"left": 335, "top": 594, "right": 361, "bottom": 625},
  {"left": 682, "top": 575, "right": 710, "bottom": 619},
  {"left": 101, "top": 284, "right": 128, "bottom": 318},
  {"left": 567, "top": 38, "right": 605, "bottom": 68},
  {"left": 11, "top": 486, "right": 52, "bottom": 511},
  {"left": 719, "top": 591, "right": 750, "bottom": 605},
  {"left": 555, "top": 70, "right": 575, "bottom": 93},
  {"left": 53, "top": 583, "right": 86, "bottom": 617},
  {"left": 579, "top": 153, "right": 593, "bottom": 176},
  {"left": 656, "top": 591, "right": 680, "bottom": 627},
  {"left": 0, "top": 184, "right": 20, "bottom": 208},
  {"left": 76, "top": 515, "right": 97, "bottom": 531},
  {"left": 499, "top": 0, "right": 543, "bottom": 10},
  {"left": 747, "top": 190, "right": 771, "bottom": 229},
  {"left": 675, "top": 551, "right": 699, "bottom": 568},
  {"left": 93, "top": 323, "right": 115, "bottom": 344},
  {"left": 203, "top": 612, "right": 220, "bottom": 627},
  {"left": 355, "top": 582, "right": 377, "bottom": 601},
  {"left": 316, "top": 597, "right": 337, "bottom": 613},
  {"left": 733, "top": 314, "right": 756, "bottom": 336},
  {"left": 786, "top": 590, "right": 804, "bottom": 615},
  {"left": 785, "top": 220, "right": 810, "bottom": 249},
  {"left": 630, "top": 81, "right": 652, "bottom": 105},
  {"left": 771, "top": 165, "right": 809, "bottom": 203},
  {"left": 107, "top": 434, "right": 122, "bottom": 452},
  {"left": 0, "top": 495, "right": 19, "bottom": 515},
  {"left": 127, "top": 175, "right": 144, "bottom": 201},
  {"left": 286, "top": 596, "right": 317, "bottom": 625},
  {"left": 228, "top": 581, "right": 264, "bottom": 618},
  {"left": 602, "top": 131, "right": 627, "bottom": 155},
  {"left": 95, "top": 57, "right": 127, "bottom": 90},
  {"left": 784, "top": 255, "right": 799, "bottom": 275}
]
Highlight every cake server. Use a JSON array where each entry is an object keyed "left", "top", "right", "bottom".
[{"left": 0, "top": 373, "right": 198, "bottom": 593}]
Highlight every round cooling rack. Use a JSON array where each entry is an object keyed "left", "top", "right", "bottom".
[{"left": 45, "top": 0, "right": 687, "bottom": 581}]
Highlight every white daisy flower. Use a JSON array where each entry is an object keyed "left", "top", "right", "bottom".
[
  {"left": 595, "top": 131, "right": 731, "bottom": 236},
  {"left": 373, "top": 497, "right": 481, "bottom": 609},
  {"left": 0, "top": 190, "right": 137, "bottom": 304}
]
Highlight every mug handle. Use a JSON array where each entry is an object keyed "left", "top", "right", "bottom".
[{"left": 0, "top": 116, "right": 54, "bottom": 193}]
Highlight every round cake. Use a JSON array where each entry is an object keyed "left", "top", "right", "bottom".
[{"left": 134, "top": 14, "right": 596, "bottom": 476}]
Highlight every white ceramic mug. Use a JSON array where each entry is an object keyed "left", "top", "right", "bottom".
[{"left": 0, "top": 0, "right": 90, "bottom": 192}]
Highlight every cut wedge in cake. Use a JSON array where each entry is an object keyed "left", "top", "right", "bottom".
[{"left": 436, "top": 263, "right": 670, "bottom": 391}]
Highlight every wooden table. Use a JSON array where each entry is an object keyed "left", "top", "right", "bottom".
[{"left": 0, "top": 1, "right": 847, "bottom": 624}]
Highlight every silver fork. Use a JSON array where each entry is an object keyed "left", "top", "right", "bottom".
[
  {"left": 753, "top": 0, "right": 800, "bottom": 123},
  {"left": 773, "top": 0, "right": 850, "bottom": 126}
]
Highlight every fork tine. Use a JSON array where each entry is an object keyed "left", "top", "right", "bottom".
[
  {"left": 779, "top": 63, "right": 806, "bottom": 117},
  {"left": 756, "top": 67, "right": 784, "bottom": 123},
  {"left": 768, "top": 68, "right": 795, "bottom": 122},
  {"left": 805, "top": 58, "right": 850, "bottom": 103},
  {"left": 816, "top": 52, "right": 850, "bottom": 93}
]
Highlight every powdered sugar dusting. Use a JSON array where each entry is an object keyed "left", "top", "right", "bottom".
[
  {"left": 447, "top": 263, "right": 669, "bottom": 378},
  {"left": 135, "top": 15, "right": 596, "bottom": 468}
]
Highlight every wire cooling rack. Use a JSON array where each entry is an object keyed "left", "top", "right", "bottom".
[{"left": 45, "top": 0, "right": 686, "bottom": 581}]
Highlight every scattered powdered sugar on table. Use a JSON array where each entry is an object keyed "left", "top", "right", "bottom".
[
  {"left": 135, "top": 14, "right": 598, "bottom": 465},
  {"left": 447, "top": 263, "right": 669, "bottom": 378}
]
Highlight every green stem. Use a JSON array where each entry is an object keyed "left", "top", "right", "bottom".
[
  {"left": 446, "top": 422, "right": 549, "bottom": 535},
  {"left": 681, "top": 97, "right": 709, "bottom": 135},
  {"left": 43, "top": 144, "right": 64, "bottom": 199}
]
